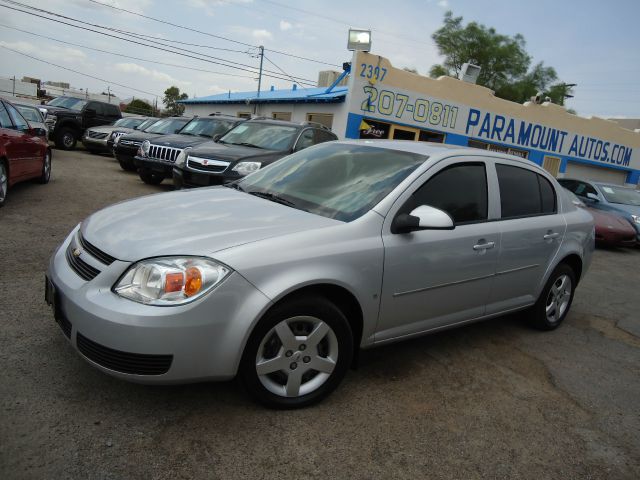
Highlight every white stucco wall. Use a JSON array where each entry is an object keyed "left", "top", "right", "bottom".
[{"left": 182, "top": 101, "right": 350, "bottom": 139}]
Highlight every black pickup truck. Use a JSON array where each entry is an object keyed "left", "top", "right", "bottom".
[{"left": 40, "top": 96, "right": 122, "bottom": 150}]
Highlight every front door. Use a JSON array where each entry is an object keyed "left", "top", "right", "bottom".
[{"left": 377, "top": 159, "right": 499, "bottom": 342}]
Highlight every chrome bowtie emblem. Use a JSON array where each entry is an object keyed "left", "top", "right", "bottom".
[
  {"left": 72, "top": 248, "right": 82, "bottom": 257},
  {"left": 203, "top": 159, "right": 209, "bottom": 165}
]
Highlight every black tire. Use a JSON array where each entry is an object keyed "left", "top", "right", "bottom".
[
  {"left": 528, "top": 263, "right": 576, "bottom": 331},
  {"left": 55, "top": 128, "right": 77, "bottom": 150},
  {"left": 86, "top": 149, "right": 100, "bottom": 155},
  {"left": 118, "top": 157, "right": 136, "bottom": 172},
  {"left": 37, "top": 150, "right": 51, "bottom": 184},
  {"left": 0, "top": 160, "right": 8, "bottom": 207},
  {"left": 139, "top": 169, "right": 164, "bottom": 185},
  {"left": 239, "top": 295, "right": 353, "bottom": 409}
]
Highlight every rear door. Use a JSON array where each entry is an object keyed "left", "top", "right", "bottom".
[
  {"left": 5, "top": 102, "right": 41, "bottom": 176},
  {"left": 485, "top": 160, "right": 565, "bottom": 314},
  {"left": 377, "top": 158, "right": 500, "bottom": 342},
  {"left": 1, "top": 102, "right": 29, "bottom": 179}
]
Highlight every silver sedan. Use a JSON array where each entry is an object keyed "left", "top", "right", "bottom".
[{"left": 47, "top": 140, "right": 594, "bottom": 408}]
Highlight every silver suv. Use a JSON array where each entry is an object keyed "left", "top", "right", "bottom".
[{"left": 46, "top": 140, "right": 594, "bottom": 408}]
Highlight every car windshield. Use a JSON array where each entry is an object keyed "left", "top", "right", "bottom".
[
  {"left": 145, "top": 118, "right": 189, "bottom": 134},
  {"left": 136, "top": 118, "right": 157, "bottom": 130},
  {"left": 219, "top": 122, "right": 298, "bottom": 150},
  {"left": 178, "top": 117, "right": 235, "bottom": 138},
  {"left": 236, "top": 143, "right": 426, "bottom": 222},
  {"left": 114, "top": 118, "right": 145, "bottom": 129},
  {"left": 15, "top": 105, "right": 41, "bottom": 123},
  {"left": 598, "top": 184, "right": 640, "bottom": 206},
  {"left": 47, "top": 97, "right": 87, "bottom": 111}
]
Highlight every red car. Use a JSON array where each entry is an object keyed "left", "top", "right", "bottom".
[
  {"left": 0, "top": 98, "right": 51, "bottom": 207},
  {"left": 565, "top": 189, "right": 636, "bottom": 247}
]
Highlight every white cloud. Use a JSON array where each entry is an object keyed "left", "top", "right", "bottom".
[
  {"left": 114, "top": 63, "right": 191, "bottom": 86},
  {"left": 252, "top": 29, "right": 273, "bottom": 42},
  {"left": 1, "top": 41, "right": 86, "bottom": 64},
  {"left": 437, "top": 0, "right": 449, "bottom": 7},
  {"left": 279, "top": 20, "right": 292, "bottom": 31}
]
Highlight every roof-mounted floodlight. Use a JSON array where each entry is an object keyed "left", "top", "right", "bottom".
[
  {"left": 348, "top": 28, "right": 371, "bottom": 52},
  {"left": 461, "top": 62, "right": 481, "bottom": 84}
]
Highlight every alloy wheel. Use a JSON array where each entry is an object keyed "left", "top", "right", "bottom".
[
  {"left": 255, "top": 316, "right": 339, "bottom": 398},
  {"left": 0, "top": 162, "right": 7, "bottom": 202},
  {"left": 63, "top": 133, "right": 74, "bottom": 148},
  {"left": 43, "top": 153, "right": 51, "bottom": 182},
  {"left": 545, "top": 274, "right": 572, "bottom": 323}
]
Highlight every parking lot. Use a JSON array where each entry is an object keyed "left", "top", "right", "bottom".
[{"left": 1, "top": 148, "right": 639, "bottom": 479}]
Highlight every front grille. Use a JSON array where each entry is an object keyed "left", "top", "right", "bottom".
[
  {"left": 187, "top": 156, "right": 229, "bottom": 173},
  {"left": 66, "top": 243, "right": 100, "bottom": 281},
  {"left": 79, "top": 233, "right": 116, "bottom": 265},
  {"left": 87, "top": 131, "right": 109, "bottom": 139},
  {"left": 148, "top": 144, "right": 182, "bottom": 163},
  {"left": 76, "top": 332, "right": 173, "bottom": 375},
  {"left": 120, "top": 139, "right": 141, "bottom": 146}
]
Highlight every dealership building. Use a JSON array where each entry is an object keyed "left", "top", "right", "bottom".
[{"left": 181, "top": 51, "right": 640, "bottom": 186}]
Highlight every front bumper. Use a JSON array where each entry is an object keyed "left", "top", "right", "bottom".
[
  {"left": 47, "top": 226, "right": 272, "bottom": 384},
  {"left": 172, "top": 165, "right": 240, "bottom": 189},
  {"left": 135, "top": 156, "right": 174, "bottom": 178},
  {"left": 82, "top": 136, "right": 110, "bottom": 152}
]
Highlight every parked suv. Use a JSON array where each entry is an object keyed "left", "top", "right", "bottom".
[
  {"left": 172, "top": 119, "right": 338, "bottom": 189},
  {"left": 0, "top": 98, "right": 51, "bottom": 206},
  {"left": 41, "top": 96, "right": 122, "bottom": 150},
  {"left": 82, "top": 117, "right": 158, "bottom": 154},
  {"left": 47, "top": 142, "right": 594, "bottom": 407},
  {"left": 113, "top": 117, "right": 191, "bottom": 172},
  {"left": 558, "top": 178, "right": 640, "bottom": 244},
  {"left": 135, "top": 114, "right": 242, "bottom": 185}
]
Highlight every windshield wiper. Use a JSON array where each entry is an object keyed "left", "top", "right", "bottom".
[
  {"left": 247, "top": 190, "right": 295, "bottom": 207},
  {"left": 230, "top": 142, "right": 263, "bottom": 149}
]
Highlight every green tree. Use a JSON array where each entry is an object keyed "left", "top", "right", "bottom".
[
  {"left": 124, "top": 98, "right": 153, "bottom": 116},
  {"left": 430, "top": 11, "right": 570, "bottom": 105},
  {"left": 163, "top": 86, "right": 188, "bottom": 116}
]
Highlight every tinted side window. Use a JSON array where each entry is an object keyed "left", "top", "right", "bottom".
[
  {"left": 410, "top": 163, "right": 488, "bottom": 224},
  {"left": 107, "top": 104, "right": 121, "bottom": 117},
  {"left": 315, "top": 130, "right": 337, "bottom": 144},
  {"left": 497, "top": 164, "right": 557, "bottom": 218},
  {"left": 5, "top": 103, "right": 29, "bottom": 130},
  {"left": 574, "top": 182, "right": 597, "bottom": 197},
  {"left": 0, "top": 103, "right": 13, "bottom": 129},
  {"left": 294, "top": 129, "right": 314, "bottom": 151}
]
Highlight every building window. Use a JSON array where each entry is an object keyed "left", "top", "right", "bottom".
[
  {"left": 468, "top": 139, "right": 528, "bottom": 159},
  {"left": 307, "top": 113, "right": 333, "bottom": 129},
  {"left": 237, "top": 112, "right": 251, "bottom": 119},
  {"left": 272, "top": 112, "right": 292, "bottom": 121},
  {"left": 418, "top": 129, "right": 445, "bottom": 143}
]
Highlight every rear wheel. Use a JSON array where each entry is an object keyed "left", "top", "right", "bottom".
[
  {"left": 240, "top": 295, "right": 353, "bottom": 409},
  {"left": 139, "top": 169, "right": 164, "bottom": 185},
  {"left": 0, "top": 161, "right": 8, "bottom": 207},
  {"left": 528, "top": 264, "right": 576, "bottom": 330},
  {"left": 55, "top": 128, "right": 77, "bottom": 150},
  {"left": 37, "top": 150, "right": 51, "bottom": 184}
]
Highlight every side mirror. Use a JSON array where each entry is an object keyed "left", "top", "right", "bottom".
[
  {"left": 31, "top": 127, "right": 47, "bottom": 137},
  {"left": 586, "top": 193, "right": 599, "bottom": 202},
  {"left": 212, "top": 134, "right": 222, "bottom": 142},
  {"left": 392, "top": 205, "right": 455, "bottom": 234}
]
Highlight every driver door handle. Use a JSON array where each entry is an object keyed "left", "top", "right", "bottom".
[
  {"left": 543, "top": 232, "right": 560, "bottom": 240},
  {"left": 473, "top": 241, "right": 495, "bottom": 251}
]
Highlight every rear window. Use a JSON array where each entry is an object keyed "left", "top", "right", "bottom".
[{"left": 497, "top": 164, "right": 557, "bottom": 218}]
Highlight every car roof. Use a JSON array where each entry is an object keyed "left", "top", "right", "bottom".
[{"left": 243, "top": 118, "right": 314, "bottom": 129}]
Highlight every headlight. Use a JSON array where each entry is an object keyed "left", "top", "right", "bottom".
[
  {"left": 175, "top": 147, "right": 191, "bottom": 166},
  {"left": 140, "top": 140, "right": 151, "bottom": 156},
  {"left": 114, "top": 256, "right": 231, "bottom": 306},
  {"left": 232, "top": 161, "right": 262, "bottom": 176},
  {"left": 114, "top": 134, "right": 122, "bottom": 145},
  {"left": 631, "top": 214, "right": 640, "bottom": 224}
]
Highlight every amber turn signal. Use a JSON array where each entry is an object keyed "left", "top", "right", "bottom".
[{"left": 184, "top": 267, "right": 203, "bottom": 297}]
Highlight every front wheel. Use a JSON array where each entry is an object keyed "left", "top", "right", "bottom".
[
  {"left": 55, "top": 128, "right": 77, "bottom": 150},
  {"left": 37, "top": 150, "right": 51, "bottom": 184},
  {"left": 118, "top": 157, "right": 136, "bottom": 172},
  {"left": 139, "top": 169, "right": 164, "bottom": 185},
  {"left": 240, "top": 295, "right": 353, "bottom": 409},
  {"left": 528, "top": 264, "right": 576, "bottom": 330}
]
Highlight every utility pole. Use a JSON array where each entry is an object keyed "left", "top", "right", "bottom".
[
  {"left": 11, "top": 76, "right": 15, "bottom": 96},
  {"left": 107, "top": 86, "right": 112, "bottom": 103},
  {"left": 254, "top": 45, "right": 264, "bottom": 114}
]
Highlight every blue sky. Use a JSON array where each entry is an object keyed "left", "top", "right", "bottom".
[{"left": 0, "top": 0, "right": 638, "bottom": 118}]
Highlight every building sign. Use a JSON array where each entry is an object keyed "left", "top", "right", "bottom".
[
  {"left": 349, "top": 56, "right": 638, "bottom": 171},
  {"left": 359, "top": 119, "right": 390, "bottom": 139}
]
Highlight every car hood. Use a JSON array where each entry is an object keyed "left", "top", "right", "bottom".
[
  {"left": 188, "top": 141, "right": 287, "bottom": 163},
  {"left": 81, "top": 187, "right": 340, "bottom": 262},
  {"left": 86, "top": 125, "right": 117, "bottom": 134},
  {"left": 119, "top": 131, "right": 166, "bottom": 142},
  {"left": 588, "top": 208, "right": 636, "bottom": 233},
  {"left": 148, "top": 133, "right": 213, "bottom": 149},
  {"left": 41, "top": 105, "right": 73, "bottom": 116},
  {"left": 605, "top": 203, "right": 640, "bottom": 216}
]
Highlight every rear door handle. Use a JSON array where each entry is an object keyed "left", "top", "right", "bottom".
[
  {"left": 543, "top": 232, "right": 560, "bottom": 240},
  {"left": 473, "top": 241, "right": 495, "bottom": 250}
]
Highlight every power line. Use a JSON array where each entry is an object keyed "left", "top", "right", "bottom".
[
  {"left": 0, "top": 2, "right": 317, "bottom": 85},
  {"left": 0, "top": 23, "right": 258, "bottom": 80},
  {"left": 0, "top": 45, "right": 162, "bottom": 98},
  {"left": 86, "top": 0, "right": 341, "bottom": 68},
  {"left": 263, "top": 55, "right": 311, "bottom": 91}
]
